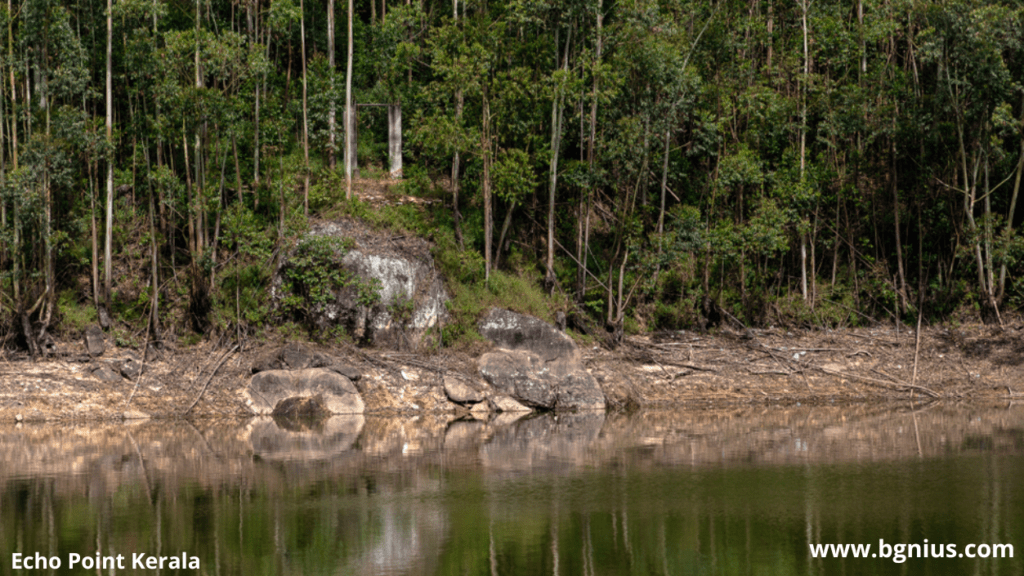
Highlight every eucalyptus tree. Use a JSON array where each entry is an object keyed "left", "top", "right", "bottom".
[{"left": 920, "top": 0, "right": 1022, "bottom": 323}]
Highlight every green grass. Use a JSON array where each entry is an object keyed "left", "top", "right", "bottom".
[{"left": 57, "top": 290, "right": 98, "bottom": 335}]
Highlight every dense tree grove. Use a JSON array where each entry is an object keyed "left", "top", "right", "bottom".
[{"left": 0, "top": 0, "right": 1023, "bottom": 350}]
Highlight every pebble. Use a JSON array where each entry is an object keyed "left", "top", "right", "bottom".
[{"left": 14, "top": 414, "right": 23, "bottom": 422}]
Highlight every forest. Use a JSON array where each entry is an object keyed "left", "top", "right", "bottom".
[{"left": 0, "top": 0, "right": 1022, "bottom": 352}]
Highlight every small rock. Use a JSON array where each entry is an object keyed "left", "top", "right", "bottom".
[
  {"left": 91, "top": 364, "right": 123, "bottom": 382},
  {"left": 14, "top": 414, "right": 23, "bottom": 422},
  {"left": 489, "top": 395, "right": 531, "bottom": 413},
  {"left": 97, "top": 305, "right": 112, "bottom": 329},
  {"left": 555, "top": 311, "right": 567, "bottom": 331},
  {"left": 119, "top": 357, "right": 143, "bottom": 380},
  {"left": 123, "top": 410, "right": 151, "bottom": 420},
  {"left": 469, "top": 402, "right": 490, "bottom": 416},
  {"left": 144, "top": 346, "right": 164, "bottom": 362},
  {"left": 444, "top": 377, "right": 486, "bottom": 404},
  {"left": 84, "top": 325, "right": 106, "bottom": 357}
]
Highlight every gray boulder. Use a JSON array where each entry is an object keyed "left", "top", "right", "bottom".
[
  {"left": 251, "top": 343, "right": 363, "bottom": 380},
  {"left": 118, "top": 356, "right": 143, "bottom": 380},
  {"left": 478, "top": 308, "right": 578, "bottom": 363},
  {"left": 251, "top": 342, "right": 333, "bottom": 373},
  {"left": 443, "top": 376, "right": 487, "bottom": 404},
  {"left": 91, "top": 364, "right": 122, "bottom": 382},
  {"left": 246, "top": 368, "right": 365, "bottom": 415},
  {"left": 488, "top": 395, "right": 531, "bottom": 413},
  {"left": 84, "top": 325, "right": 105, "bottom": 357},
  {"left": 327, "top": 364, "right": 362, "bottom": 382},
  {"left": 477, "top": 309, "right": 605, "bottom": 411},
  {"left": 478, "top": 350, "right": 555, "bottom": 407},
  {"left": 272, "top": 219, "right": 448, "bottom": 351}
]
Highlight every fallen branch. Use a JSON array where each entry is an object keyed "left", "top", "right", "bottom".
[
  {"left": 814, "top": 366, "right": 940, "bottom": 398},
  {"left": 125, "top": 319, "right": 154, "bottom": 410},
  {"left": 660, "top": 361, "right": 718, "bottom": 372},
  {"left": 184, "top": 345, "right": 239, "bottom": 416}
]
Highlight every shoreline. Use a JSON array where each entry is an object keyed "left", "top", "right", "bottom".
[{"left": 0, "top": 323, "right": 1019, "bottom": 422}]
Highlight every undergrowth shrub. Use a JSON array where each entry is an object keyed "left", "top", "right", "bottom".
[{"left": 278, "top": 236, "right": 381, "bottom": 334}]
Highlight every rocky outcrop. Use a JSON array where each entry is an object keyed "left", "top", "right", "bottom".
[
  {"left": 274, "top": 219, "right": 449, "bottom": 351},
  {"left": 90, "top": 364, "right": 122, "bottom": 382},
  {"left": 476, "top": 308, "right": 605, "bottom": 411},
  {"left": 246, "top": 368, "right": 365, "bottom": 415}
]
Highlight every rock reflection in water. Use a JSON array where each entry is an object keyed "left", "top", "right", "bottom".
[
  {"left": 247, "top": 415, "right": 365, "bottom": 461},
  {"left": 0, "top": 403, "right": 1020, "bottom": 576}
]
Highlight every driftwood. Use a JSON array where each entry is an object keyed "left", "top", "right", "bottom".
[
  {"left": 184, "top": 345, "right": 239, "bottom": 416},
  {"left": 814, "top": 366, "right": 940, "bottom": 398}
]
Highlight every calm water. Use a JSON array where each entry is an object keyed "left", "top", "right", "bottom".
[{"left": 0, "top": 403, "right": 1021, "bottom": 576}]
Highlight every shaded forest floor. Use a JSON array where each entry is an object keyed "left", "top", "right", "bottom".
[{"left": 0, "top": 322, "right": 1021, "bottom": 422}]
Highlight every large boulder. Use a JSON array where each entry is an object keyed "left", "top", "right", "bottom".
[
  {"left": 245, "top": 368, "right": 365, "bottom": 415},
  {"left": 478, "top": 308, "right": 579, "bottom": 365},
  {"left": 476, "top": 309, "right": 605, "bottom": 411},
  {"left": 273, "top": 220, "right": 448, "bottom": 350},
  {"left": 252, "top": 342, "right": 332, "bottom": 373},
  {"left": 251, "top": 343, "right": 362, "bottom": 381}
]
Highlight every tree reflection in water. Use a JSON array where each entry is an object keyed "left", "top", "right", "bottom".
[{"left": 0, "top": 404, "right": 1021, "bottom": 575}]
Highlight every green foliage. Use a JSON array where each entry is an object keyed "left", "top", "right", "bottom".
[
  {"left": 279, "top": 236, "right": 381, "bottom": 331},
  {"left": 56, "top": 290, "right": 97, "bottom": 335},
  {"left": 5, "top": 0, "right": 1024, "bottom": 352},
  {"left": 433, "top": 228, "right": 562, "bottom": 348}
]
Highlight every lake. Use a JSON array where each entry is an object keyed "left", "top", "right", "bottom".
[{"left": 0, "top": 402, "right": 1021, "bottom": 575}]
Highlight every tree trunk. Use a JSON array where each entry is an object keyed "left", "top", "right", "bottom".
[
  {"left": 453, "top": 89, "right": 464, "bottom": 247},
  {"left": 147, "top": 151, "right": 160, "bottom": 340},
  {"left": 90, "top": 161, "right": 99, "bottom": 307},
  {"left": 892, "top": 128, "right": 907, "bottom": 314},
  {"left": 345, "top": 0, "right": 354, "bottom": 199},
  {"left": 997, "top": 97, "right": 1024, "bottom": 298},
  {"left": 546, "top": 26, "right": 570, "bottom": 292},
  {"left": 799, "top": 0, "right": 809, "bottom": 302},
  {"left": 327, "top": 0, "right": 336, "bottom": 170},
  {"left": 388, "top": 104, "right": 402, "bottom": 177},
  {"left": 105, "top": 0, "right": 114, "bottom": 311},
  {"left": 184, "top": 127, "right": 196, "bottom": 255},
  {"left": 657, "top": 129, "right": 670, "bottom": 236},
  {"left": 195, "top": 0, "right": 204, "bottom": 254},
  {"left": 300, "top": 0, "right": 310, "bottom": 217},
  {"left": 581, "top": 0, "right": 601, "bottom": 298},
  {"left": 495, "top": 203, "right": 514, "bottom": 270},
  {"left": 482, "top": 90, "right": 492, "bottom": 280}
]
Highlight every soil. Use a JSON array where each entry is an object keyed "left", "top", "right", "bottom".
[{"left": 0, "top": 323, "right": 1020, "bottom": 422}]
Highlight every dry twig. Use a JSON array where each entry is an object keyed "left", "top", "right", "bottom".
[{"left": 184, "top": 344, "right": 239, "bottom": 416}]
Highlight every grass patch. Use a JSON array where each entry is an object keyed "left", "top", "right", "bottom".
[
  {"left": 57, "top": 290, "right": 98, "bottom": 336},
  {"left": 432, "top": 228, "right": 565, "bottom": 349}
]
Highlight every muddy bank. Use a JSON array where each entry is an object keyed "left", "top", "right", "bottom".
[
  {"left": 1, "top": 403, "right": 1021, "bottom": 491},
  {"left": 0, "top": 323, "right": 1020, "bottom": 421}
]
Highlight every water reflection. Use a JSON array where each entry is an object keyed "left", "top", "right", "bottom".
[{"left": 0, "top": 402, "right": 1021, "bottom": 575}]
